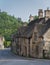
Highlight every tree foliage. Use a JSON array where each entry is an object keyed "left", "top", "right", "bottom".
[
  {"left": 0, "top": 11, "right": 23, "bottom": 41},
  {"left": 34, "top": 15, "right": 38, "bottom": 20}
]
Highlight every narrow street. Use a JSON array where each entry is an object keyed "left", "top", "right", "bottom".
[{"left": 0, "top": 48, "right": 50, "bottom": 65}]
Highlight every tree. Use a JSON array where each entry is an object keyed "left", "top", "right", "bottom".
[
  {"left": 0, "top": 11, "right": 23, "bottom": 41},
  {"left": 34, "top": 15, "right": 38, "bottom": 20}
]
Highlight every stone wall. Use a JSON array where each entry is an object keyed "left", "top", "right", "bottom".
[{"left": 43, "top": 28, "right": 50, "bottom": 58}]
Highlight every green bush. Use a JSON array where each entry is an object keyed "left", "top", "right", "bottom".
[
  {"left": 7, "top": 41, "right": 11, "bottom": 47},
  {"left": 4, "top": 40, "right": 11, "bottom": 48}
]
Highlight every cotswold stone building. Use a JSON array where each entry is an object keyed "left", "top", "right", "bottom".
[{"left": 11, "top": 8, "right": 50, "bottom": 58}]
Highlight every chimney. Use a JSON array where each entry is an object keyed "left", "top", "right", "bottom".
[
  {"left": 29, "top": 14, "right": 34, "bottom": 22},
  {"left": 38, "top": 9, "right": 43, "bottom": 18},
  {"left": 44, "top": 7, "right": 50, "bottom": 20}
]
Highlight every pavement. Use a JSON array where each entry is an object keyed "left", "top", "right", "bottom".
[{"left": 0, "top": 48, "right": 50, "bottom": 65}]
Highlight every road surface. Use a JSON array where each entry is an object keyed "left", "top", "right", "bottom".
[{"left": 0, "top": 48, "right": 50, "bottom": 65}]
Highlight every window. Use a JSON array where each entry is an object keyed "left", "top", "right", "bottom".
[
  {"left": 32, "top": 42, "right": 35, "bottom": 44},
  {"left": 34, "top": 32, "right": 37, "bottom": 41},
  {"left": 36, "top": 46, "right": 39, "bottom": 55}
]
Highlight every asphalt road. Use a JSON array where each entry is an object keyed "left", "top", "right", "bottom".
[{"left": 0, "top": 48, "right": 50, "bottom": 65}]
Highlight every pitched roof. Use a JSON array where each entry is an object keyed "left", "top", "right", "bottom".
[
  {"left": 39, "top": 19, "right": 50, "bottom": 36},
  {"left": 23, "top": 18, "right": 45, "bottom": 38},
  {"left": 12, "top": 18, "right": 50, "bottom": 39},
  {"left": 12, "top": 26, "right": 27, "bottom": 38}
]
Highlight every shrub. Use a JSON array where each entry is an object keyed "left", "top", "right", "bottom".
[{"left": 4, "top": 40, "right": 11, "bottom": 48}]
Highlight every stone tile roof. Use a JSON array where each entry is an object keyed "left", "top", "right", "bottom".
[
  {"left": 23, "top": 18, "right": 45, "bottom": 38},
  {"left": 12, "top": 18, "right": 50, "bottom": 39},
  {"left": 39, "top": 19, "right": 50, "bottom": 36},
  {"left": 12, "top": 26, "right": 27, "bottom": 38}
]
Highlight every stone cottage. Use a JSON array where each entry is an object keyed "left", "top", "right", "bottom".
[{"left": 11, "top": 8, "right": 50, "bottom": 58}]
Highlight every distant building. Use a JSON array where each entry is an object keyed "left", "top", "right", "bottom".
[
  {"left": 0, "top": 36, "right": 4, "bottom": 49},
  {"left": 11, "top": 8, "right": 50, "bottom": 58}
]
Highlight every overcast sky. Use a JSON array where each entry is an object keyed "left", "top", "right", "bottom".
[{"left": 0, "top": 0, "right": 50, "bottom": 21}]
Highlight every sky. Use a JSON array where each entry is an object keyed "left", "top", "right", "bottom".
[{"left": 0, "top": 0, "right": 50, "bottom": 21}]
